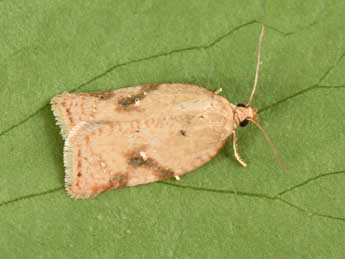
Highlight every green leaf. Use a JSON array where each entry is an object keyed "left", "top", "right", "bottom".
[{"left": 1, "top": 0, "right": 345, "bottom": 258}]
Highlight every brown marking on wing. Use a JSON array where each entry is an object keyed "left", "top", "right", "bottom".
[
  {"left": 90, "top": 173, "right": 128, "bottom": 195},
  {"left": 180, "top": 129, "right": 187, "bottom": 136},
  {"left": 126, "top": 149, "right": 175, "bottom": 180},
  {"left": 65, "top": 108, "right": 73, "bottom": 124},
  {"left": 118, "top": 93, "right": 145, "bottom": 106},
  {"left": 76, "top": 148, "right": 82, "bottom": 180},
  {"left": 75, "top": 148, "right": 82, "bottom": 188},
  {"left": 153, "top": 167, "right": 175, "bottom": 179},
  {"left": 128, "top": 154, "right": 149, "bottom": 167},
  {"left": 76, "top": 163, "right": 82, "bottom": 177},
  {"left": 126, "top": 146, "right": 149, "bottom": 166},
  {"left": 90, "top": 91, "right": 115, "bottom": 101},
  {"left": 117, "top": 84, "right": 159, "bottom": 111}
]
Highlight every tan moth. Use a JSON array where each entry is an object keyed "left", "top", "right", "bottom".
[{"left": 51, "top": 26, "right": 267, "bottom": 199}]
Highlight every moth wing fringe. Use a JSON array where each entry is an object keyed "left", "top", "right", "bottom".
[
  {"left": 50, "top": 93, "right": 71, "bottom": 139},
  {"left": 63, "top": 121, "right": 103, "bottom": 199}
]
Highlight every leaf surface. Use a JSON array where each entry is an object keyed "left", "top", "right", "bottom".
[{"left": 1, "top": 0, "right": 345, "bottom": 258}]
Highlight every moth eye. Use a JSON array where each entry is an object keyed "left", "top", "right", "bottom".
[
  {"left": 237, "top": 104, "right": 249, "bottom": 127},
  {"left": 240, "top": 119, "right": 249, "bottom": 127}
]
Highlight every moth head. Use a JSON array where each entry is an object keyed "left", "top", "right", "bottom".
[
  {"left": 234, "top": 103, "right": 287, "bottom": 172},
  {"left": 234, "top": 103, "right": 257, "bottom": 128}
]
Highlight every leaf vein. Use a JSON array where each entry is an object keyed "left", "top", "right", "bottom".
[{"left": 277, "top": 170, "right": 345, "bottom": 196}]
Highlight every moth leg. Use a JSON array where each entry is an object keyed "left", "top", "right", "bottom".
[
  {"left": 232, "top": 130, "right": 247, "bottom": 167},
  {"left": 214, "top": 88, "right": 223, "bottom": 95}
]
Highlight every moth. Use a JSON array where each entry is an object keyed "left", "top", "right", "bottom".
[{"left": 51, "top": 26, "right": 267, "bottom": 199}]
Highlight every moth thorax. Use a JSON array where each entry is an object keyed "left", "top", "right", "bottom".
[{"left": 235, "top": 104, "right": 257, "bottom": 127}]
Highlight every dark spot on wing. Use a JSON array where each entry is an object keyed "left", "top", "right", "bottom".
[
  {"left": 155, "top": 168, "right": 175, "bottom": 179},
  {"left": 118, "top": 93, "right": 145, "bottom": 106},
  {"left": 65, "top": 108, "right": 72, "bottom": 123},
  {"left": 180, "top": 130, "right": 186, "bottom": 136},
  {"left": 118, "top": 84, "right": 159, "bottom": 109},
  {"left": 91, "top": 91, "right": 115, "bottom": 100},
  {"left": 128, "top": 154, "right": 147, "bottom": 167},
  {"left": 126, "top": 148, "right": 175, "bottom": 180},
  {"left": 76, "top": 149, "right": 82, "bottom": 177}
]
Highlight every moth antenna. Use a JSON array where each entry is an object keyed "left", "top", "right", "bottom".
[
  {"left": 247, "top": 25, "right": 265, "bottom": 106},
  {"left": 249, "top": 119, "right": 288, "bottom": 172}
]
